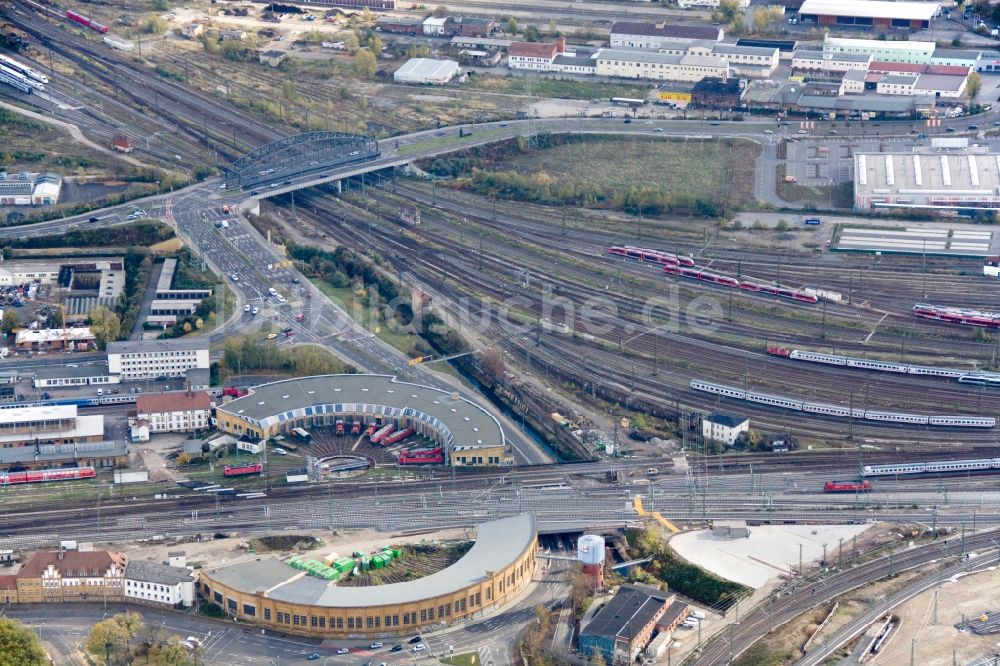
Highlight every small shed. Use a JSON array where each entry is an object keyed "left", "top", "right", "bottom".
[
  {"left": 713, "top": 520, "right": 749, "bottom": 538},
  {"left": 259, "top": 50, "right": 286, "bottom": 67}
]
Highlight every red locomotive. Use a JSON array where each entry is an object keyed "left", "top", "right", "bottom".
[
  {"left": 823, "top": 480, "right": 872, "bottom": 493},
  {"left": 224, "top": 462, "right": 263, "bottom": 477}
]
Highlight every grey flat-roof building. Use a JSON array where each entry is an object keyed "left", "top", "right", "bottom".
[
  {"left": 33, "top": 362, "right": 118, "bottom": 388},
  {"left": 855, "top": 151, "right": 1000, "bottom": 211},
  {"left": 107, "top": 338, "right": 210, "bottom": 381}
]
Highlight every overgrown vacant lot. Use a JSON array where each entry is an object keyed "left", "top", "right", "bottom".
[
  {"left": 422, "top": 134, "right": 760, "bottom": 217},
  {"left": 0, "top": 108, "right": 116, "bottom": 174}
]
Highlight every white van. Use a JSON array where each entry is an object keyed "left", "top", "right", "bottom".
[
  {"left": 97, "top": 388, "right": 103, "bottom": 396},
  {"left": 268, "top": 287, "right": 278, "bottom": 297}
]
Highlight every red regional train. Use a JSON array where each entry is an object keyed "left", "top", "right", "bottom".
[
  {"left": 914, "top": 303, "right": 1000, "bottom": 329},
  {"left": 0, "top": 466, "right": 96, "bottom": 485},
  {"left": 66, "top": 10, "right": 109, "bottom": 34},
  {"left": 608, "top": 245, "right": 695, "bottom": 267},
  {"left": 664, "top": 264, "right": 819, "bottom": 303}
]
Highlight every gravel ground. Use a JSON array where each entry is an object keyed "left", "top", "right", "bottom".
[
  {"left": 871, "top": 560, "right": 1000, "bottom": 666},
  {"left": 670, "top": 524, "right": 873, "bottom": 589}
]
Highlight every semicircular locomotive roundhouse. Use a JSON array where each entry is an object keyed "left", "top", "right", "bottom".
[
  {"left": 212, "top": 374, "right": 513, "bottom": 467},
  {"left": 198, "top": 514, "right": 537, "bottom": 638}
]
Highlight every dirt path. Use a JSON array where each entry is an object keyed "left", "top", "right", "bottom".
[
  {"left": 872, "top": 561, "right": 1000, "bottom": 666},
  {"left": 0, "top": 100, "right": 156, "bottom": 169}
]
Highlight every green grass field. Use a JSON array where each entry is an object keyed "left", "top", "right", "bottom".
[{"left": 483, "top": 136, "right": 760, "bottom": 208}]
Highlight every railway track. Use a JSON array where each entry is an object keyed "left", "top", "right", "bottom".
[
  {"left": 387, "top": 180, "right": 1000, "bottom": 359},
  {"left": 693, "top": 528, "right": 1000, "bottom": 665},
  {"left": 4, "top": 0, "right": 285, "bottom": 159},
  {"left": 276, "top": 185, "right": 999, "bottom": 445}
]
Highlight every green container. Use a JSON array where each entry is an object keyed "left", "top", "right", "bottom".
[
  {"left": 372, "top": 556, "right": 385, "bottom": 570},
  {"left": 393, "top": 548, "right": 402, "bottom": 558}
]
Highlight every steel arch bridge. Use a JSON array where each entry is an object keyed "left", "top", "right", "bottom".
[{"left": 223, "top": 132, "right": 380, "bottom": 190}]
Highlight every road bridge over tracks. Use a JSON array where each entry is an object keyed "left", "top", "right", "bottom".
[{"left": 222, "top": 132, "right": 405, "bottom": 196}]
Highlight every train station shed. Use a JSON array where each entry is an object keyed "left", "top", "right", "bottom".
[{"left": 393, "top": 58, "right": 461, "bottom": 84}]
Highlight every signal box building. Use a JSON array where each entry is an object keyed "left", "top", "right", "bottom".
[{"left": 702, "top": 412, "right": 749, "bottom": 446}]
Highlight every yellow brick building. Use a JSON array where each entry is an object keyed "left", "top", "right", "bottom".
[{"left": 199, "top": 514, "right": 537, "bottom": 638}]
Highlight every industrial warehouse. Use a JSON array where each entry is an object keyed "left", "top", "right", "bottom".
[
  {"left": 797, "top": 0, "right": 940, "bottom": 29},
  {"left": 198, "top": 514, "right": 537, "bottom": 638},
  {"left": 853, "top": 149, "right": 1000, "bottom": 211},
  {"left": 213, "top": 374, "right": 513, "bottom": 467}
]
